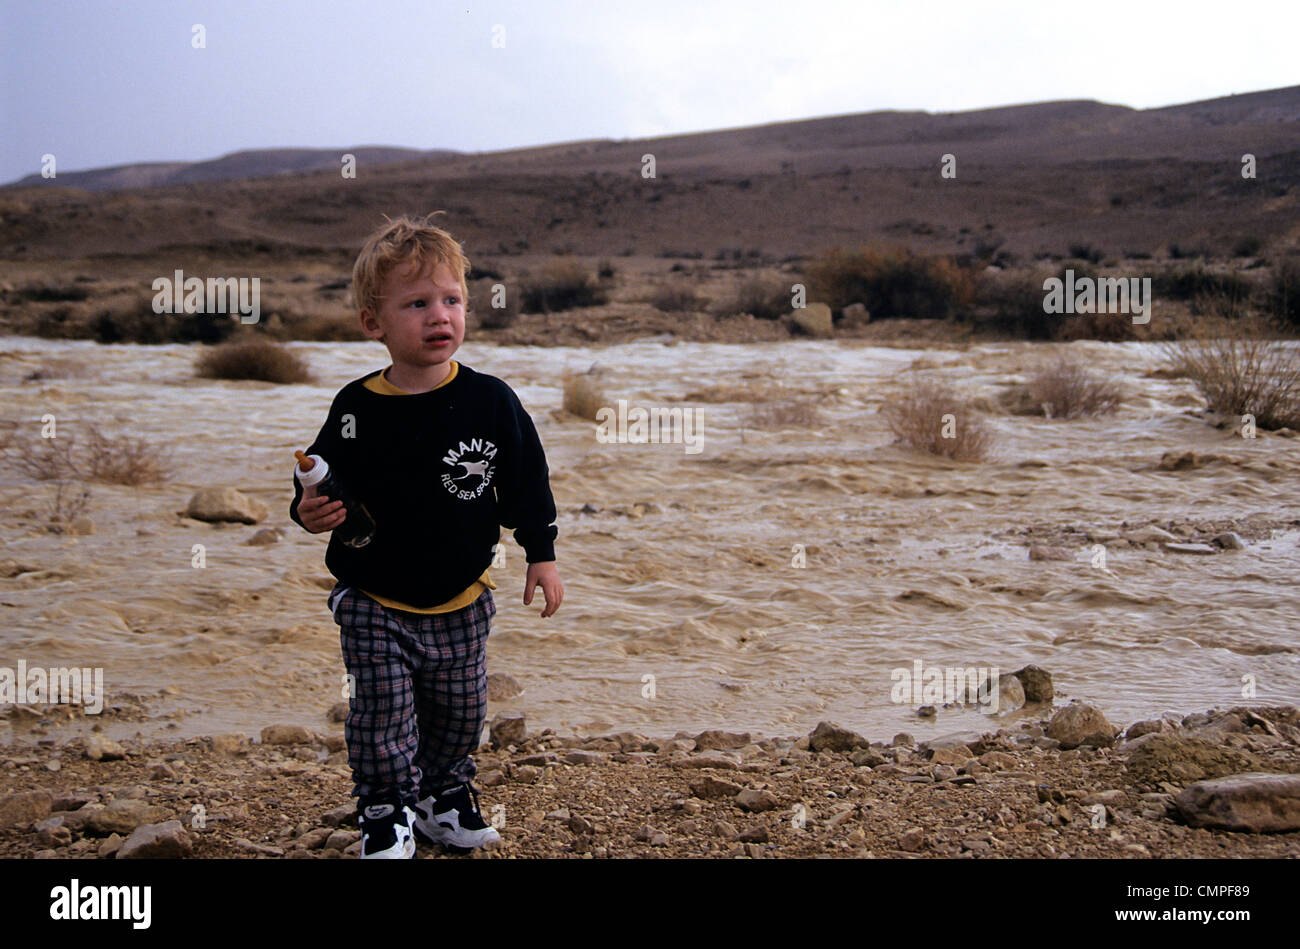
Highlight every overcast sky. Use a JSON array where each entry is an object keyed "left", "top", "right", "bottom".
[{"left": 2, "top": 0, "right": 1296, "bottom": 184}]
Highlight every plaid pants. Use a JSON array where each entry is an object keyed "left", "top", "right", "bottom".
[{"left": 328, "top": 580, "right": 494, "bottom": 804}]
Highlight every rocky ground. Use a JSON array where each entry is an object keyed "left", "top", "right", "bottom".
[{"left": 2, "top": 698, "right": 1298, "bottom": 860}]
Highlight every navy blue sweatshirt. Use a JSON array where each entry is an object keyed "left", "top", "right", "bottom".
[{"left": 289, "top": 362, "right": 558, "bottom": 608}]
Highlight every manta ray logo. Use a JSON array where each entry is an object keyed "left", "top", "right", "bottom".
[{"left": 440, "top": 437, "right": 497, "bottom": 500}]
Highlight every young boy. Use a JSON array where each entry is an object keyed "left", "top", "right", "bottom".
[{"left": 289, "top": 214, "right": 563, "bottom": 859}]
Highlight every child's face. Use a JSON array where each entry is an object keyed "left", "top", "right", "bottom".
[{"left": 361, "top": 260, "right": 466, "bottom": 370}]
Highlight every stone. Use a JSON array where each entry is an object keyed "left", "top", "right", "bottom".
[
  {"left": 1125, "top": 719, "right": 1173, "bottom": 741},
  {"left": 979, "top": 751, "right": 1018, "bottom": 771},
  {"left": 989, "top": 672, "right": 1026, "bottom": 712},
  {"left": 1124, "top": 525, "right": 1178, "bottom": 544},
  {"left": 486, "top": 673, "right": 524, "bottom": 701},
  {"left": 674, "top": 753, "right": 741, "bottom": 771},
  {"left": 1082, "top": 789, "right": 1127, "bottom": 805},
  {"left": 513, "top": 765, "right": 541, "bottom": 784},
  {"left": 67, "top": 516, "right": 95, "bottom": 535},
  {"left": 925, "top": 745, "right": 974, "bottom": 766},
  {"left": 1012, "top": 665, "right": 1054, "bottom": 703},
  {"left": 320, "top": 804, "right": 355, "bottom": 827},
  {"left": 117, "top": 820, "right": 193, "bottom": 859},
  {"left": 931, "top": 765, "right": 958, "bottom": 782},
  {"left": 738, "top": 826, "right": 769, "bottom": 843},
  {"left": 840, "top": 303, "right": 871, "bottom": 328},
  {"left": 292, "top": 828, "right": 333, "bottom": 850},
  {"left": 568, "top": 814, "right": 595, "bottom": 835},
  {"left": 545, "top": 807, "right": 571, "bottom": 822},
  {"left": 34, "top": 817, "right": 71, "bottom": 847},
  {"left": 184, "top": 487, "right": 268, "bottom": 524},
  {"left": 1212, "top": 532, "right": 1246, "bottom": 550},
  {"left": 1125, "top": 735, "right": 1266, "bottom": 788},
  {"left": 260, "top": 724, "right": 313, "bottom": 745},
  {"left": 850, "top": 748, "right": 887, "bottom": 768},
  {"left": 244, "top": 527, "right": 281, "bottom": 546},
  {"left": 0, "top": 790, "right": 52, "bottom": 829},
  {"left": 477, "top": 769, "right": 506, "bottom": 787},
  {"left": 1047, "top": 703, "right": 1115, "bottom": 749},
  {"left": 1174, "top": 772, "right": 1300, "bottom": 833},
  {"left": 97, "top": 834, "right": 124, "bottom": 859},
  {"left": 84, "top": 799, "right": 169, "bottom": 836},
  {"left": 735, "top": 789, "right": 779, "bottom": 813},
  {"left": 898, "top": 827, "right": 924, "bottom": 852},
  {"left": 692, "top": 729, "right": 752, "bottom": 751},
  {"left": 490, "top": 712, "right": 527, "bottom": 748},
  {"left": 51, "top": 791, "right": 95, "bottom": 812},
  {"left": 84, "top": 735, "right": 127, "bottom": 761},
  {"left": 1029, "top": 545, "right": 1073, "bottom": 561},
  {"left": 712, "top": 820, "right": 738, "bottom": 838},
  {"left": 233, "top": 837, "right": 285, "bottom": 857},
  {"left": 563, "top": 750, "right": 605, "bottom": 766},
  {"left": 689, "top": 775, "right": 743, "bottom": 799},
  {"left": 892, "top": 733, "right": 916, "bottom": 749},
  {"left": 808, "top": 721, "right": 870, "bottom": 753},
  {"left": 327, "top": 703, "right": 349, "bottom": 723},
  {"left": 211, "top": 733, "right": 251, "bottom": 755},
  {"left": 1162, "top": 542, "right": 1218, "bottom": 555},
  {"left": 790, "top": 302, "right": 834, "bottom": 338},
  {"left": 324, "top": 830, "right": 359, "bottom": 850}
]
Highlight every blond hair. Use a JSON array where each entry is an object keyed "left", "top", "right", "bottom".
[{"left": 351, "top": 212, "right": 471, "bottom": 317}]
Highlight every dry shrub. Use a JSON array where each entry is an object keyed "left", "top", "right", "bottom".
[
  {"left": 1, "top": 423, "right": 172, "bottom": 485},
  {"left": 713, "top": 272, "right": 790, "bottom": 320},
  {"left": 807, "top": 244, "right": 975, "bottom": 319},
  {"left": 650, "top": 284, "right": 701, "bottom": 313},
  {"left": 195, "top": 336, "right": 312, "bottom": 384},
  {"left": 45, "top": 481, "right": 92, "bottom": 532},
  {"left": 562, "top": 372, "right": 608, "bottom": 420},
  {"left": 520, "top": 260, "right": 606, "bottom": 313},
  {"left": 469, "top": 276, "right": 521, "bottom": 329},
  {"left": 82, "top": 424, "right": 173, "bottom": 485},
  {"left": 881, "top": 377, "right": 994, "bottom": 460},
  {"left": 3, "top": 434, "right": 78, "bottom": 481},
  {"left": 1026, "top": 354, "right": 1123, "bottom": 418},
  {"left": 1160, "top": 316, "right": 1300, "bottom": 430}
]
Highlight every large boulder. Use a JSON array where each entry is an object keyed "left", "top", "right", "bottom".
[
  {"left": 1174, "top": 773, "right": 1300, "bottom": 832},
  {"left": 117, "top": 820, "right": 194, "bottom": 859},
  {"left": 808, "top": 721, "right": 870, "bottom": 753},
  {"left": 789, "top": 303, "right": 834, "bottom": 338},
  {"left": 184, "top": 487, "right": 268, "bottom": 524},
  {"left": 1047, "top": 702, "right": 1115, "bottom": 749}
]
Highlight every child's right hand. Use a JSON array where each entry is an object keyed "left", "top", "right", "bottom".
[{"left": 298, "top": 485, "right": 346, "bottom": 533}]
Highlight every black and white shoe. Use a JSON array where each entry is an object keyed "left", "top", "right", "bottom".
[
  {"left": 410, "top": 781, "right": 501, "bottom": 850},
  {"left": 357, "top": 798, "right": 417, "bottom": 859}
]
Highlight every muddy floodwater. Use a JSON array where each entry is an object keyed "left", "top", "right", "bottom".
[{"left": 1, "top": 336, "right": 1297, "bottom": 746}]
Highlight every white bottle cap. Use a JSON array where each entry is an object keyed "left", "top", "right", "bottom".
[{"left": 294, "top": 453, "right": 329, "bottom": 488}]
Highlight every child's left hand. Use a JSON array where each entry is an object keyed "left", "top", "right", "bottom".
[{"left": 524, "top": 561, "right": 564, "bottom": 618}]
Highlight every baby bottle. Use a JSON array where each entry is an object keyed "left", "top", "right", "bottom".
[{"left": 294, "top": 450, "right": 377, "bottom": 548}]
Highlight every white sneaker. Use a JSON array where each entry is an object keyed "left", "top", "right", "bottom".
[
  {"left": 358, "top": 800, "right": 417, "bottom": 859},
  {"left": 410, "top": 782, "right": 501, "bottom": 850}
]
